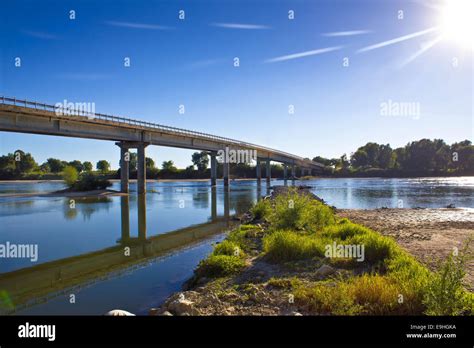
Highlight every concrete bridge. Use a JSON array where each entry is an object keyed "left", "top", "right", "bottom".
[{"left": 0, "top": 97, "right": 325, "bottom": 193}]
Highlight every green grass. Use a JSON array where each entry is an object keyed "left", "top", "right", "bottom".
[
  {"left": 196, "top": 255, "right": 246, "bottom": 278},
  {"left": 192, "top": 188, "right": 473, "bottom": 315},
  {"left": 263, "top": 230, "right": 325, "bottom": 262}
]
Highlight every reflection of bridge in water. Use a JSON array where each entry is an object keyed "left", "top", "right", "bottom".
[{"left": 0, "top": 187, "right": 267, "bottom": 314}]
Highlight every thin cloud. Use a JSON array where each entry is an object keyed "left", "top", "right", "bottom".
[
  {"left": 265, "top": 46, "right": 343, "bottom": 63},
  {"left": 322, "top": 30, "right": 372, "bottom": 37},
  {"left": 57, "top": 73, "right": 112, "bottom": 81},
  {"left": 398, "top": 35, "right": 444, "bottom": 68},
  {"left": 357, "top": 27, "right": 439, "bottom": 53},
  {"left": 22, "top": 30, "right": 58, "bottom": 40},
  {"left": 105, "top": 20, "right": 173, "bottom": 30},
  {"left": 210, "top": 22, "right": 270, "bottom": 30}
]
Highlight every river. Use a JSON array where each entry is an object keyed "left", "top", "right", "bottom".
[{"left": 0, "top": 177, "right": 472, "bottom": 315}]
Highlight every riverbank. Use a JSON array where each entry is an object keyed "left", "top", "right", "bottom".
[
  {"left": 0, "top": 189, "right": 126, "bottom": 198},
  {"left": 151, "top": 186, "right": 473, "bottom": 316}
]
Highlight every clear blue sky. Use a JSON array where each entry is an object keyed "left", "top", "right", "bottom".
[{"left": 0, "top": 0, "right": 472, "bottom": 169}]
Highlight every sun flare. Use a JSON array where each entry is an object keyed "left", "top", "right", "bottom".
[{"left": 440, "top": 0, "right": 474, "bottom": 48}]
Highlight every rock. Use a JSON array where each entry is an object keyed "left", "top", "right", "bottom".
[
  {"left": 315, "top": 264, "right": 336, "bottom": 278},
  {"left": 161, "top": 311, "right": 173, "bottom": 316},
  {"left": 292, "top": 311, "right": 303, "bottom": 316},
  {"left": 167, "top": 295, "right": 198, "bottom": 316},
  {"left": 446, "top": 203, "right": 456, "bottom": 209},
  {"left": 148, "top": 308, "right": 159, "bottom": 316},
  {"left": 105, "top": 309, "right": 135, "bottom": 316}
]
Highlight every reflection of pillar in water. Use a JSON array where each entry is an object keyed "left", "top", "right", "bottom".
[
  {"left": 211, "top": 187, "right": 217, "bottom": 220},
  {"left": 224, "top": 188, "right": 230, "bottom": 221},
  {"left": 138, "top": 194, "right": 147, "bottom": 241},
  {"left": 120, "top": 196, "right": 130, "bottom": 243},
  {"left": 257, "top": 183, "right": 262, "bottom": 201}
]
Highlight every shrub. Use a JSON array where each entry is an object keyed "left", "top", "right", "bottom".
[
  {"left": 346, "top": 274, "right": 401, "bottom": 315},
  {"left": 62, "top": 166, "right": 78, "bottom": 187},
  {"left": 213, "top": 240, "right": 245, "bottom": 258},
  {"left": 423, "top": 246, "right": 473, "bottom": 315},
  {"left": 348, "top": 230, "right": 397, "bottom": 264},
  {"left": 322, "top": 222, "right": 371, "bottom": 240},
  {"left": 269, "top": 189, "right": 335, "bottom": 231},
  {"left": 196, "top": 255, "right": 246, "bottom": 278},
  {"left": 263, "top": 230, "right": 325, "bottom": 262},
  {"left": 250, "top": 199, "right": 272, "bottom": 220},
  {"left": 294, "top": 281, "right": 361, "bottom": 315},
  {"left": 72, "top": 174, "right": 112, "bottom": 191}
]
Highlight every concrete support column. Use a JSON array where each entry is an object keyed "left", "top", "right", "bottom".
[
  {"left": 291, "top": 165, "right": 296, "bottom": 179},
  {"left": 283, "top": 164, "right": 288, "bottom": 180},
  {"left": 256, "top": 159, "right": 261, "bottom": 184},
  {"left": 210, "top": 153, "right": 217, "bottom": 186},
  {"left": 223, "top": 159, "right": 230, "bottom": 187},
  {"left": 137, "top": 143, "right": 147, "bottom": 194},
  {"left": 119, "top": 143, "right": 129, "bottom": 193},
  {"left": 266, "top": 160, "right": 271, "bottom": 185}
]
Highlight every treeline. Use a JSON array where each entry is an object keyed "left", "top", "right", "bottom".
[
  {"left": 314, "top": 139, "right": 474, "bottom": 177},
  {"left": 0, "top": 150, "right": 288, "bottom": 180}
]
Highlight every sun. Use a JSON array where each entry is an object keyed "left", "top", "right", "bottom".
[{"left": 439, "top": 0, "right": 474, "bottom": 49}]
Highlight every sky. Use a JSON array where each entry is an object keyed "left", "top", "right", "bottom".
[{"left": 0, "top": 0, "right": 472, "bottom": 169}]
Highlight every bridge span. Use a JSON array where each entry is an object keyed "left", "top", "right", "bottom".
[{"left": 0, "top": 97, "right": 325, "bottom": 193}]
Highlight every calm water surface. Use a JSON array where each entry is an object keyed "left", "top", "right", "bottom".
[{"left": 0, "top": 177, "right": 472, "bottom": 315}]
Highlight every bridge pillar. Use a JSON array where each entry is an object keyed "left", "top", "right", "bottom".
[
  {"left": 223, "top": 159, "right": 230, "bottom": 187},
  {"left": 137, "top": 143, "right": 148, "bottom": 194},
  {"left": 256, "top": 159, "right": 261, "bottom": 184},
  {"left": 283, "top": 164, "right": 288, "bottom": 180},
  {"left": 291, "top": 165, "right": 296, "bottom": 179},
  {"left": 210, "top": 152, "right": 217, "bottom": 186},
  {"left": 266, "top": 160, "right": 271, "bottom": 185},
  {"left": 118, "top": 142, "right": 130, "bottom": 193}
]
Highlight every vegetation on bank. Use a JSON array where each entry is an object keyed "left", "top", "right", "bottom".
[
  {"left": 2, "top": 139, "right": 472, "bottom": 181},
  {"left": 62, "top": 166, "right": 112, "bottom": 192},
  {"left": 315, "top": 138, "right": 474, "bottom": 177},
  {"left": 189, "top": 188, "right": 473, "bottom": 315}
]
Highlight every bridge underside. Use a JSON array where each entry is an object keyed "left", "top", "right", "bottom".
[{"left": 0, "top": 104, "right": 325, "bottom": 193}]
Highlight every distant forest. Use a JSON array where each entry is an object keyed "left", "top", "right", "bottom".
[
  {"left": 314, "top": 138, "right": 474, "bottom": 177},
  {"left": 0, "top": 138, "right": 473, "bottom": 180}
]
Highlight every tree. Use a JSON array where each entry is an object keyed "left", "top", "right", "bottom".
[
  {"left": 96, "top": 160, "right": 110, "bottom": 174},
  {"left": 12, "top": 150, "right": 37, "bottom": 175},
  {"left": 351, "top": 150, "right": 369, "bottom": 168},
  {"left": 83, "top": 161, "right": 93, "bottom": 172},
  {"left": 47, "top": 158, "right": 65, "bottom": 173},
  {"left": 146, "top": 157, "right": 155, "bottom": 169},
  {"left": 161, "top": 160, "right": 177, "bottom": 172},
  {"left": 62, "top": 166, "right": 78, "bottom": 187},
  {"left": 68, "top": 160, "right": 83, "bottom": 173},
  {"left": 191, "top": 152, "right": 209, "bottom": 171}
]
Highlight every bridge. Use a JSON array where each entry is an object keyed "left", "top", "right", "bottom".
[{"left": 0, "top": 97, "right": 325, "bottom": 193}]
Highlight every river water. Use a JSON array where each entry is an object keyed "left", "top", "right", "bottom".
[{"left": 0, "top": 177, "right": 472, "bottom": 315}]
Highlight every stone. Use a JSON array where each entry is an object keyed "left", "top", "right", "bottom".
[
  {"left": 105, "top": 309, "right": 135, "bottom": 316},
  {"left": 161, "top": 311, "right": 173, "bottom": 316},
  {"left": 315, "top": 264, "right": 336, "bottom": 278},
  {"left": 167, "top": 297, "right": 197, "bottom": 316}
]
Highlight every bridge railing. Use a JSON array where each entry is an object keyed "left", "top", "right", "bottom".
[{"left": 0, "top": 96, "right": 323, "bottom": 167}]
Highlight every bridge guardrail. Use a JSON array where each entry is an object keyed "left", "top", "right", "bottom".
[{"left": 0, "top": 96, "right": 323, "bottom": 167}]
